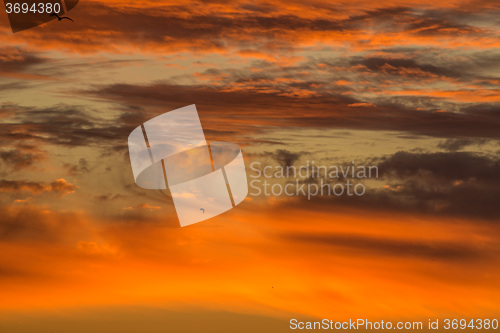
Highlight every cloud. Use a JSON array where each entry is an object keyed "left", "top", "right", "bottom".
[
  {"left": 283, "top": 232, "right": 482, "bottom": 261},
  {"left": 374, "top": 151, "right": 500, "bottom": 219},
  {"left": 0, "top": 0, "right": 500, "bottom": 323},
  {"left": 0, "top": 47, "right": 45, "bottom": 73},
  {"left": 258, "top": 150, "right": 500, "bottom": 221},
  {"left": 77, "top": 241, "right": 118, "bottom": 255},
  {"left": 351, "top": 56, "right": 461, "bottom": 79},
  {"left": 88, "top": 82, "right": 500, "bottom": 140},
  {"left": 123, "top": 203, "right": 164, "bottom": 212},
  {"left": 0, "top": 148, "right": 45, "bottom": 171},
  {"left": 172, "top": 192, "right": 196, "bottom": 199},
  {"left": 63, "top": 158, "right": 90, "bottom": 176},
  {"left": 437, "top": 138, "right": 489, "bottom": 151},
  {"left": 94, "top": 193, "right": 124, "bottom": 202},
  {"left": 273, "top": 150, "right": 302, "bottom": 168},
  {"left": 378, "top": 151, "right": 500, "bottom": 181},
  {"left": 0, "top": 104, "right": 131, "bottom": 149},
  {"left": 0, "top": 204, "right": 86, "bottom": 242},
  {"left": 1, "top": 1, "right": 498, "bottom": 56},
  {"left": 0, "top": 178, "right": 78, "bottom": 196}
]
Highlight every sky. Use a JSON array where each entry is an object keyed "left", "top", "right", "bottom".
[{"left": 0, "top": 0, "right": 499, "bottom": 332}]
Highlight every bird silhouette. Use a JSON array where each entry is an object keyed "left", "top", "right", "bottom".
[
  {"left": 50, "top": 13, "right": 74, "bottom": 22},
  {"left": 200, "top": 208, "right": 205, "bottom": 213}
]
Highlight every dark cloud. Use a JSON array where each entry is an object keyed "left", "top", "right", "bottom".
[
  {"left": 437, "top": 138, "right": 489, "bottom": 151},
  {"left": 283, "top": 232, "right": 482, "bottom": 261},
  {"left": 273, "top": 150, "right": 302, "bottom": 168},
  {"left": 88, "top": 82, "right": 500, "bottom": 140},
  {"left": 63, "top": 158, "right": 90, "bottom": 176},
  {"left": 378, "top": 151, "right": 500, "bottom": 181},
  {"left": 0, "top": 47, "right": 45, "bottom": 73},
  {"left": 352, "top": 57, "right": 460, "bottom": 78},
  {"left": 347, "top": 7, "right": 495, "bottom": 37},
  {"left": 0, "top": 204, "right": 88, "bottom": 243},
  {"left": 0, "top": 148, "right": 44, "bottom": 171},
  {"left": 6, "top": 0, "right": 498, "bottom": 57},
  {"left": 0, "top": 82, "right": 29, "bottom": 92},
  {"left": 0, "top": 104, "right": 132, "bottom": 149},
  {"left": 18, "top": 1, "right": 346, "bottom": 53},
  {"left": 0, "top": 179, "right": 78, "bottom": 196}
]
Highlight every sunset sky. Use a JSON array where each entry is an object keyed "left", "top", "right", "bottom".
[{"left": 0, "top": 0, "right": 499, "bottom": 332}]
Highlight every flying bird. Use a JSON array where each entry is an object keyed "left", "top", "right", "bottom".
[
  {"left": 50, "top": 13, "right": 74, "bottom": 22},
  {"left": 200, "top": 208, "right": 205, "bottom": 213}
]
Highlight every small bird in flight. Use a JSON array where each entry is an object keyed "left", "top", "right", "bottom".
[
  {"left": 200, "top": 208, "right": 205, "bottom": 213},
  {"left": 50, "top": 13, "right": 74, "bottom": 22}
]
